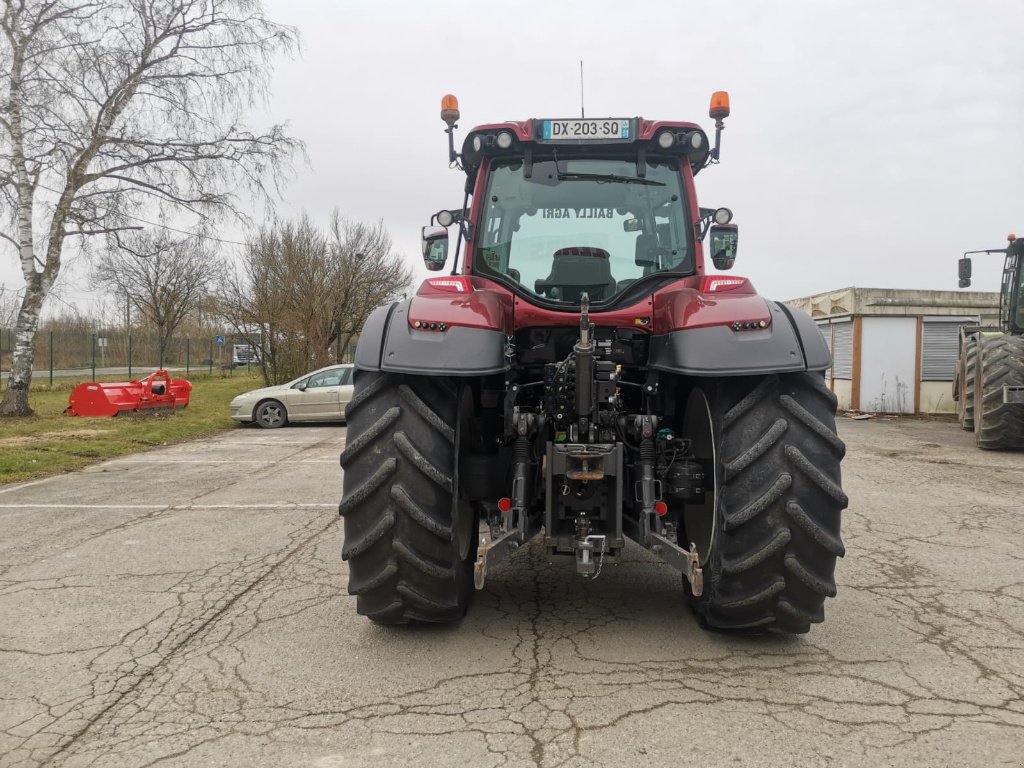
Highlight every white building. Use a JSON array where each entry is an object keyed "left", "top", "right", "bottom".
[{"left": 786, "top": 287, "right": 999, "bottom": 414}]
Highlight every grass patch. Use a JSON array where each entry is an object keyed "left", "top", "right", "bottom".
[{"left": 0, "top": 372, "right": 264, "bottom": 485}]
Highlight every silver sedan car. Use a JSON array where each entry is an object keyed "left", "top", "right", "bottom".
[{"left": 230, "top": 364, "right": 355, "bottom": 428}]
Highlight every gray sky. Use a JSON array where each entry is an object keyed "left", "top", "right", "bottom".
[{"left": 5, "top": 0, "right": 1024, "bottom": 313}]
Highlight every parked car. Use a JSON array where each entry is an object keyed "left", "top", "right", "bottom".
[{"left": 230, "top": 364, "right": 355, "bottom": 428}]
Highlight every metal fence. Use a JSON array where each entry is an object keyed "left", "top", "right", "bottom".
[
  {"left": 0, "top": 329, "right": 236, "bottom": 383},
  {"left": 0, "top": 328, "right": 357, "bottom": 383}
]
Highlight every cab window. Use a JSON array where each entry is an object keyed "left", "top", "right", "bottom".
[
  {"left": 307, "top": 369, "right": 343, "bottom": 388},
  {"left": 475, "top": 158, "right": 691, "bottom": 306}
]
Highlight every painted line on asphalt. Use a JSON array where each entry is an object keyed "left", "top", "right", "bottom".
[
  {"left": 0, "top": 502, "right": 338, "bottom": 510},
  {"left": 102, "top": 459, "right": 339, "bottom": 464},
  {"left": 217, "top": 443, "right": 346, "bottom": 446},
  {"left": 0, "top": 475, "right": 63, "bottom": 496}
]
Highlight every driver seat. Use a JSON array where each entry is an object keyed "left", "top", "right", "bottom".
[{"left": 534, "top": 247, "right": 616, "bottom": 301}]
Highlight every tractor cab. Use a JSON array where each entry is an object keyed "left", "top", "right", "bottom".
[
  {"left": 423, "top": 96, "right": 739, "bottom": 312},
  {"left": 958, "top": 234, "right": 1024, "bottom": 335}
]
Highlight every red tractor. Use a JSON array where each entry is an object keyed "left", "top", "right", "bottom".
[{"left": 340, "top": 93, "right": 848, "bottom": 633}]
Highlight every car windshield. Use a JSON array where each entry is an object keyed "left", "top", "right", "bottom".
[{"left": 474, "top": 158, "right": 691, "bottom": 304}]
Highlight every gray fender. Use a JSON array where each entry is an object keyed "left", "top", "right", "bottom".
[
  {"left": 648, "top": 301, "right": 831, "bottom": 377},
  {"left": 354, "top": 300, "right": 509, "bottom": 376}
]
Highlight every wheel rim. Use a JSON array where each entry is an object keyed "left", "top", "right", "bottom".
[
  {"left": 261, "top": 404, "right": 282, "bottom": 426},
  {"left": 681, "top": 387, "right": 717, "bottom": 565}
]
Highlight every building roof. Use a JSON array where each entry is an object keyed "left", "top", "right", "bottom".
[{"left": 785, "top": 286, "right": 1000, "bottom": 322}]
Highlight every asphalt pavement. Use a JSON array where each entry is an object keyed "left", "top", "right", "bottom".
[{"left": 1, "top": 418, "right": 1022, "bottom": 767}]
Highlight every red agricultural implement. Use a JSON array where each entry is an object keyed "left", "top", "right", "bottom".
[{"left": 64, "top": 370, "right": 191, "bottom": 417}]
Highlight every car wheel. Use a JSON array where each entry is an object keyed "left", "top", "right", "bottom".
[{"left": 255, "top": 400, "right": 288, "bottom": 429}]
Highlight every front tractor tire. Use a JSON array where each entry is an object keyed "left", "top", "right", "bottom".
[
  {"left": 339, "top": 371, "right": 477, "bottom": 624},
  {"left": 973, "top": 336, "right": 1024, "bottom": 450},
  {"left": 689, "top": 373, "right": 849, "bottom": 634}
]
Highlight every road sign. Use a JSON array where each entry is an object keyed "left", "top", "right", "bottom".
[{"left": 215, "top": 335, "right": 225, "bottom": 345}]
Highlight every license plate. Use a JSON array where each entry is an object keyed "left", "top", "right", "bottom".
[{"left": 541, "top": 119, "right": 631, "bottom": 141}]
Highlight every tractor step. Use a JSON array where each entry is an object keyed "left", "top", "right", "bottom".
[{"left": 1004, "top": 385, "right": 1024, "bottom": 404}]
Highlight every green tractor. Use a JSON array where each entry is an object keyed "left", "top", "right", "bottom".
[{"left": 954, "top": 234, "right": 1024, "bottom": 449}]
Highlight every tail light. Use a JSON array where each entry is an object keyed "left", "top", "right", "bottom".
[
  {"left": 425, "top": 276, "right": 472, "bottom": 293},
  {"left": 699, "top": 276, "right": 749, "bottom": 293}
]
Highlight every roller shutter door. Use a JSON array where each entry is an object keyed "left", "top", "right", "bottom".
[
  {"left": 921, "top": 320, "right": 975, "bottom": 381},
  {"left": 832, "top": 320, "right": 853, "bottom": 378},
  {"left": 816, "top": 321, "right": 832, "bottom": 375}
]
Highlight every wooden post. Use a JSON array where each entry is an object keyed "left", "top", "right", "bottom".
[{"left": 914, "top": 316, "right": 923, "bottom": 414}]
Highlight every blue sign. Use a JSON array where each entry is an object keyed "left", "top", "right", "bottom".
[{"left": 215, "top": 335, "right": 225, "bottom": 345}]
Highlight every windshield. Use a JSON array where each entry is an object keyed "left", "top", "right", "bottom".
[{"left": 474, "top": 158, "right": 692, "bottom": 304}]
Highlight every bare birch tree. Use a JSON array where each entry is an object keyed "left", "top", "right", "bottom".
[
  {"left": 91, "top": 229, "right": 222, "bottom": 364},
  {"left": 0, "top": 0, "right": 299, "bottom": 416}
]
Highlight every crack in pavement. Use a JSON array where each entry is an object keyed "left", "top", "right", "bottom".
[{"left": 1, "top": 422, "right": 1022, "bottom": 767}]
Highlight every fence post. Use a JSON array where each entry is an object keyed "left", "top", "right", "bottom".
[
  {"left": 209, "top": 341, "right": 213, "bottom": 375},
  {"left": 91, "top": 334, "right": 96, "bottom": 381},
  {"left": 186, "top": 337, "right": 190, "bottom": 375},
  {"left": 49, "top": 331, "right": 53, "bottom": 386},
  {"left": 128, "top": 335, "right": 132, "bottom": 380}
]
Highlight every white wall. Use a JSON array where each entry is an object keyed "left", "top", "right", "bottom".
[
  {"left": 831, "top": 379, "right": 853, "bottom": 411},
  {"left": 920, "top": 381, "right": 957, "bottom": 414},
  {"left": 860, "top": 317, "right": 917, "bottom": 414}
]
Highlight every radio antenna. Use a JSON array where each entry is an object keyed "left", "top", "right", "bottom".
[{"left": 580, "top": 60, "right": 585, "bottom": 118}]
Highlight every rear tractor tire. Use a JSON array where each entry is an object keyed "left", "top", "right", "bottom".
[
  {"left": 957, "top": 336, "right": 978, "bottom": 432},
  {"left": 339, "top": 371, "right": 478, "bottom": 624},
  {"left": 973, "top": 336, "right": 1024, "bottom": 450},
  {"left": 686, "top": 373, "right": 848, "bottom": 634}
]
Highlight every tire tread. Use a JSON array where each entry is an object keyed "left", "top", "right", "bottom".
[
  {"left": 340, "top": 371, "right": 473, "bottom": 624},
  {"left": 697, "top": 372, "right": 848, "bottom": 634}
]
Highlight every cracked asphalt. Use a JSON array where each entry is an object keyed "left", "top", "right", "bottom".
[{"left": 1, "top": 419, "right": 1022, "bottom": 767}]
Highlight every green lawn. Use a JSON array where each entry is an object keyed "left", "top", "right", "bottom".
[{"left": 0, "top": 372, "right": 263, "bottom": 485}]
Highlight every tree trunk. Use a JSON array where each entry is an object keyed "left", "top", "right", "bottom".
[{"left": 0, "top": 288, "right": 43, "bottom": 417}]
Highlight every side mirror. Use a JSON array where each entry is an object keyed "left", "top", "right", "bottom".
[
  {"left": 709, "top": 223, "right": 738, "bottom": 270},
  {"left": 958, "top": 256, "right": 972, "bottom": 288},
  {"left": 421, "top": 226, "right": 449, "bottom": 271}
]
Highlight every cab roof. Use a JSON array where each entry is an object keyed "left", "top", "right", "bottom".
[{"left": 460, "top": 118, "right": 711, "bottom": 175}]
